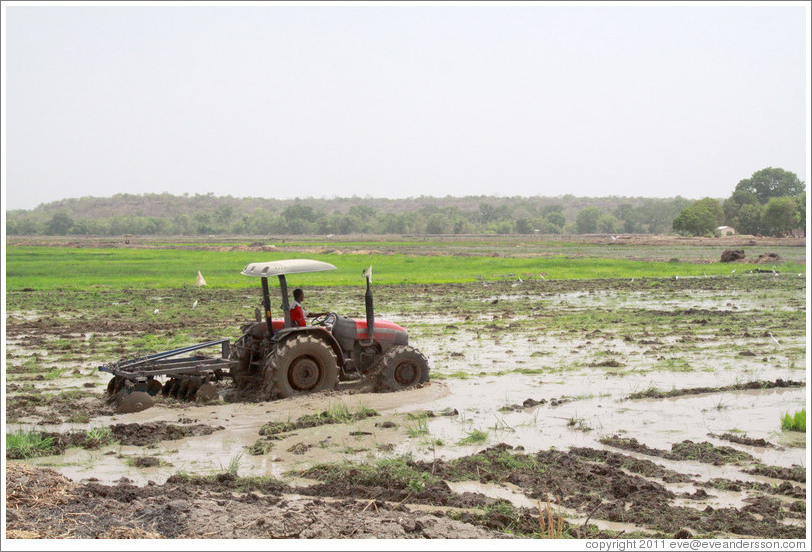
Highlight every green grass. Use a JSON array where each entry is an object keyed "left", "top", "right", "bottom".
[
  {"left": 7, "top": 245, "right": 803, "bottom": 290},
  {"left": 224, "top": 451, "right": 245, "bottom": 476},
  {"left": 258, "top": 403, "right": 378, "bottom": 436},
  {"left": 6, "top": 430, "right": 57, "bottom": 459},
  {"left": 781, "top": 410, "right": 806, "bottom": 432},
  {"left": 302, "top": 454, "right": 439, "bottom": 493},
  {"left": 458, "top": 428, "right": 489, "bottom": 445},
  {"left": 407, "top": 415, "right": 430, "bottom": 438}
]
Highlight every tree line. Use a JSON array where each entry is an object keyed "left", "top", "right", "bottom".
[
  {"left": 6, "top": 194, "right": 692, "bottom": 237},
  {"left": 7, "top": 168, "right": 804, "bottom": 237},
  {"left": 672, "top": 168, "right": 806, "bottom": 237}
]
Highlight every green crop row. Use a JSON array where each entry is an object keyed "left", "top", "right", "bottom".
[{"left": 6, "top": 246, "right": 804, "bottom": 290}]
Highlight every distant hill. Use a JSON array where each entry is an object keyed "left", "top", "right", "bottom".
[{"left": 6, "top": 192, "right": 693, "bottom": 236}]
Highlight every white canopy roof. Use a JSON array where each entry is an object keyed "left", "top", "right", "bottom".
[{"left": 241, "top": 259, "right": 337, "bottom": 278}]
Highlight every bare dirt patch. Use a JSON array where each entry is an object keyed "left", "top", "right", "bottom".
[{"left": 5, "top": 463, "right": 511, "bottom": 539}]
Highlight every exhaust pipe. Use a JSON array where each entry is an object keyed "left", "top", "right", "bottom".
[{"left": 363, "top": 266, "right": 374, "bottom": 343}]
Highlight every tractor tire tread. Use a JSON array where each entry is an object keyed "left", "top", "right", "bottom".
[
  {"left": 375, "top": 345, "right": 430, "bottom": 392},
  {"left": 266, "top": 334, "right": 339, "bottom": 399}
]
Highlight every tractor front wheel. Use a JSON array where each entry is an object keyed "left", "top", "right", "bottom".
[
  {"left": 267, "top": 335, "right": 339, "bottom": 399},
  {"left": 375, "top": 346, "right": 430, "bottom": 392}
]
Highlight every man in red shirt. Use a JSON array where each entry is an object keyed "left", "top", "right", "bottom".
[{"left": 290, "top": 289, "right": 328, "bottom": 327}]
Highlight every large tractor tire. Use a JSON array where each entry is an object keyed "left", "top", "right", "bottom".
[
  {"left": 229, "top": 334, "right": 253, "bottom": 390},
  {"left": 231, "top": 334, "right": 269, "bottom": 400},
  {"left": 266, "top": 335, "right": 339, "bottom": 399},
  {"left": 375, "top": 345, "right": 430, "bottom": 392}
]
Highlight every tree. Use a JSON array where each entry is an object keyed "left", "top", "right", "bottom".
[
  {"left": 477, "top": 203, "right": 496, "bottom": 224},
  {"left": 734, "top": 168, "right": 805, "bottom": 204},
  {"left": 598, "top": 214, "right": 620, "bottom": 234},
  {"left": 575, "top": 207, "right": 601, "bottom": 234},
  {"left": 46, "top": 212, "right": 74, "bottom": 235},
  {"left": 736, "top": 204, "right": 765, "bottom": 235},
  {"left": 544, "top": 211, "right": 566, "bottom": 230},
  {"left": 722, "top": 189, "right": 759, "bottom": 228},
  {"left": 672, "top": 198, "right": 724, "bottom": 236},
  {"left": 761, "top": 197, "right": 798, "bottom": 236},
  {"left": 795, "top": 192, "right": 806, "bottom": 231},
  {"left": 425, "top": 213, "right": 449, "bottom": 234},
  {"left": 515, "top": 217, "right": 534, "bottom": 234},
  {"left": 615, "top": 203, "right": 641, "bottom": 233}
]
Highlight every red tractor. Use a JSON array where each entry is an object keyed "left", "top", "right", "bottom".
[{"left": 102, "top": 259, "right": 430, "bottom": 412}]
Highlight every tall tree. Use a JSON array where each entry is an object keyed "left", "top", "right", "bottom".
[
  {"left": 46, "top": 212, "right": 74, "bottom": 235},
  {"left": 736, "top": 204, "right": 765, "bottom": 236},
  {"left": 722, "top": 189, "right": 759, "bottom": 227},
  {"left": 762, "top": 197, "right": 798, "bottom": 236},
  {"left": 734, "top": 168, "right": 805, "bottom": 204},
  {"left": 575, "top": 207, "right": 601, "bottom": 234}
]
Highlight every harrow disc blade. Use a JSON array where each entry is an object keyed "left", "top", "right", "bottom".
[
  {"left": 195, "top": 383, "right": 219, "bottom": 404},
  {"left": 163, "top": 378, "right": 180, "bottom": 397},
  {"left": 116, "top": 391, "right": 154, "bottom": 414},
  {"left": 146, "top": 379, "right": 163, "bottom": 396},
  {"left": 106, "top": 376, "right": 125, "bottom": 396},
  {"left": 176, "top": 380, "right": 191, "bottom": 400}
]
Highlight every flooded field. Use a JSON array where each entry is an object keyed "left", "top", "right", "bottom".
[{"left": 5, "top": 269, "right": 808, "bottom": 539}]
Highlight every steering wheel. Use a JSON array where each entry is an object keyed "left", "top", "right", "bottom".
[{"left": 310, "top": 313, "right": 334, "bottom": 326}]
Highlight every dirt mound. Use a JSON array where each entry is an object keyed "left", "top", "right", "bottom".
[
  {"left": 755, "top": 252, "right": 781, "bottom": 263},
  {"left": 110, "top": 422, "right": 224, "bottom": 446},
  {"left": 714, "top": 433, "right": 774, "bottom": 448},
  {"left": 743, "top": 465, "right": 806, "bottom": 483},
  {"left": 600, "top": 436, "right": 756, "bottom": 465},
  {"left": 720, "top": 249, "right": 745, "bottom": 262}
]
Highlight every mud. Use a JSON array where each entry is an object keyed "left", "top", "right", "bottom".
[
  {"left": 258, "top": 408, "right": 378, "bottom": 436},
  {"left": 699, "top": 478, "right": 805, "bottom": 499},
  {"left": 5, "top": 463, "right": 509, "bottom": 539},
  {"left": 601, "top": 436, "right": 806, "bottom": 477},
  {"left": 714, "top": 432, "right": 775, "bottom": 448},
  {"left": 6, "top": 267, "right": 807, "bottom": 539},
  {"left": 110, "top": 422, "right": 225, "bottom": 447},
  {"left": 6, "top": 392, "right": 114, "bottom": 425},
  {"left": 416, "top": 445, "right": 805, "bottom": 539},
  {"left": 742, "top": 464, "right": 807, "bottom": 484},
  {"left": 626, "top": 379, "right": 805, "bottom": 400},
  {"left": 6, "top": 422, "right": 225, "bottom": 460}
]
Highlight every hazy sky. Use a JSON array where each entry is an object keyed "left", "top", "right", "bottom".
[{"left": 2, "top": 1, "right": 809, "bottom": 211}]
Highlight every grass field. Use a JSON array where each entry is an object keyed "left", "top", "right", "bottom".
[{"left": 5, "top": 245, "right": 804, "bottom": 290}]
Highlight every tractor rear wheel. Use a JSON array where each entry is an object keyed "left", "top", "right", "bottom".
[
  {"left": 267, "top": 335, "right": 339, "bottom": 399},
  {"left": 375, "top": 346, "right": 430, "bottom": 392},
  {"left": 230, "top": 334, "right": 254, "bottom": 389}
]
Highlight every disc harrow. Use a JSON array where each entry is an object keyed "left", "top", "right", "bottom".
[{"left": 99, "top": 339, "right": 234, "bottom": 413}]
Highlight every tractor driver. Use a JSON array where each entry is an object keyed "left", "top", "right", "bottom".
[{"left": 290, "top": 288, "right": 328, "bottom": 327}]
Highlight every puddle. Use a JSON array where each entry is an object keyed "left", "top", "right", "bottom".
[{"left": 23, "top": 384, "right": 449, "bottom": 485}]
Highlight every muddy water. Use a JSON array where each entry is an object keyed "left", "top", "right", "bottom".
[
  {"left": 6, "top": 275, "right": 806, "bottom": 539},
  {"left": 394, "top": 380, "right": 806, "bottom": 465},
  {"left": 24, "top": 384, "right": 450, "bottom": 485},
  {"left": 22, "top": 373, "right": 805, "bottom": 487}
]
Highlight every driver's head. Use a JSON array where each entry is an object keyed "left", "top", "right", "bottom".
[{"left": 293, "top": 289, "right": 304, "bottom": 303}]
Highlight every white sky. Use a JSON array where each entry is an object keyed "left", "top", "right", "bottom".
[{"left": 2, "top": 1, "right": 810, "bottom": 211}]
